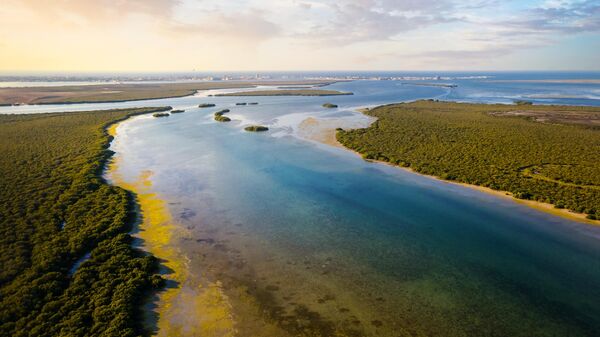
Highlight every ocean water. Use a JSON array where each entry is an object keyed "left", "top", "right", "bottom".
[{"left": 3, "top": 73, "right": 600, "bottom": 336}]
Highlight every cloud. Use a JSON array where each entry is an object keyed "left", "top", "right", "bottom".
[
  {"left": 8, "top": 0, "right": 281, "bottom": 42},
  {"left": 13, "top": 0, "right": 181, "bottom": 22},
  {"left": 297, "top": 0, "right": 460, "bottom": 44},
  {"left": 352, "top": 43, "right": 523, "bottom": 67},
  {"left": 167, "top": 9, "right": 281, "bottom": 41},
  {"left": 1, "top": 0, "right": 598, "bottom": 70},
  {"left": 497, "top": 0, "right": 600, "bottom": 36},
  {"left": 415, "top": 46, "right": 520, "bottom": 62},
  {"left": 383, "top": 0, "right": 600, "bottom": 67}
]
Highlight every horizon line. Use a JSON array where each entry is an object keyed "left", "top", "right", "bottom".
[{"left": 2, "top": 70, "right": 600, "bottom": 76}]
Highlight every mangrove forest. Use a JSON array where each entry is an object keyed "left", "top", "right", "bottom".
[
  {"left": 0, "top": 107, "right": 168, "bottom": 336},
  {"left": 337, "top": 100, "right": 600, "bottom": 219}
]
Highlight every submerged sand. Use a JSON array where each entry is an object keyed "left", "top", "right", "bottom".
[
  {"left": 107, "top": 119, "right": 390, "bottom": 337},
  {"left": 296, "top": 116, "right": 374, "bottom": 148},
  {"left": 104, "top": 111, "right": 598, "bottom": 337}
]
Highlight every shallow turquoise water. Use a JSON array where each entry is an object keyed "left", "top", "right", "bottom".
[{"left": 4, "top": 75, "right": 600, "bottom": 336}]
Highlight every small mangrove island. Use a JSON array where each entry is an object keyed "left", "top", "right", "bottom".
[
  {"left": 322, "top": 103, "right": 338, "bottom": 108},
  {"left": 236, "top": 102, "right": 247, "bottom": 105},
  {"left": 153, "top": 112, "right": 170, "bottom": 117},
  {"left": 214, "top": 109, "right": 230, "bottom": 115},
  {"left": 216, "top": 89, "right": 353, "bottom": 97},
  {"left": 515, "top": 100, "right": 534, "bottom": 106},
  {"left": 199, "top": 103, "right": 216, "bottom": 108},
  {"left": 244, "top": 125, "right": 269, "bottom": 132},
  {"left": 214, "top": 109, "right": 231, "bottom": 122},
  {"left": 214, "top": 115, "right": 231, "bottom": 122},
  {"left": 170, "top": 109, "right": 185, "bottom": 113}
]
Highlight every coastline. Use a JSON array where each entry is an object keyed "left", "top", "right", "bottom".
[
  {"left": 297, "top": 114, "right": 599, "bottom": 226},
  {"left": 0, "top": 80, "right": 341, "bottom": 106},
  {"left": 349, "top": 137, "right": 598, "bottom": 225},
  {"left": 215, "top": 89, "right": 353, "bottom": 97},
  {"left": 35, "top": 90, "right": 208, "bottom": 105},
  {"left": 106, "top": 117, "right": 237, "bottom": 336}
]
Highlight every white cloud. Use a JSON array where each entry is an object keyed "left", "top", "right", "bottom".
[{"left": 1, "top": 0, "right": 598, "bottom": 70}]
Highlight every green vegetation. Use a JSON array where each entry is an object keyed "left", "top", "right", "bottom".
[
  {"left": 153, "top": 112, "right": 170, "bottom": 117},
  {"left": 244, "top": 125, "right": 269, "bottom": 132},
  {"left": 198, "top": 103, "right": 216, "bottom": 108},
  {"left": 515, "top": 100, "right": 534, "bottom": 106},
  {"left": 236, "top": 102, "right": 247, "bottom": 105},
  {"left": 249, "top": 102, "right": 259, "bottom": 105},
  {"left": 214, "top": 115, "right": 231, "bottom": 122},
  {"left": 0, "top": 107, "right": 168, "bottom": 336},
  {"left": 214, "top": 109, "right": 231, "bottom": 121},
  {"left": 488, "top": 107, "right": 600, "bottom": 128},
  {"left": 170, "top": 109, "right": 185, "bottom": 113},
  {"left": 323, "top": 103, "right": 338, "bottom": 108},
  {"left": 216, "top": 89, "right": 353, "bottom": 97},
  {"left": 214, "top": 109, "right": 230, "bottom": 116},
  {"left": 337, "top": 101, "right": 600, "bottom": 219}
]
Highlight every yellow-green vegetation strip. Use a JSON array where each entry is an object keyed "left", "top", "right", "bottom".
[
  {"left": 0, "top": 107, "right": 170, "bottom": 336},
  {"left": 244, "top": 125, "right": 269, "bottom": 132},
  {"left": 214, "top": 115, "right": 231, "bottom": 122},
  {"left": 337, "top": 100, "right": 600, "bottom": 219},
  {"left": 216, "top": 89, "right": 353, "bottom": 96}
]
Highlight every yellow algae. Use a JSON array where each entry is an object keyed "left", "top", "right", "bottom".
[
  {"left": 194, "top": 282, "right": 236, "bottom": 336},
  {"left": 107, "top": 123, "right": 119, "bottom": 137},
  {"left": 160, "top": 282, "right": 237, "bottom": 337},
  {"left": 106, "top": 120, "right": 237, "bottom": 337}
]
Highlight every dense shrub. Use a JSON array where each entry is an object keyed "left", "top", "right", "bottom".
[
  {"left": 244, "top": 125, "right": 269, "bottom": 132},
  {"left": 337, "top": 101, "right": 600, "bottom": 219},
  {"left": 0, "top": 107, "right": 168, "bottom": 336}
]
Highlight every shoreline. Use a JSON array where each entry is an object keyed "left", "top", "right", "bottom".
[
  {"left": 297, "top": 113, "right": 598, "bottom": 226},
  {"left": 347, "top": 138, "right": 598, "bottom": 225},
  {"left": 0, "top": 80, "right": 341, "bottom": 106},
  {"left": 32, "top": 90, "right": 208, "bottom": 105},
  {"left": 215, "top": 89, "right": 353, "bottom": 97},
  {"left": 106, "top": 116, "right": 237, "bottom": 336}
]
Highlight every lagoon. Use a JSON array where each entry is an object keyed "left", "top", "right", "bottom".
[{"left": 3, "top": 73, "right": 600, "bottom": 336}]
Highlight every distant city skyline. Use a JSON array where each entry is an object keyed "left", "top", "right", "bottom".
[{"left": 1, "top": 0, "right": 599, "bottom": 72}]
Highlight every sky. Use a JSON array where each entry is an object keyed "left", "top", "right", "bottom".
[{"left": 0, "top": 0, "right": 599, "bottom": 72}]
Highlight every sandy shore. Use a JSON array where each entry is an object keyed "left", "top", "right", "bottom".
[
  {"left": 215, "top": 89, "right": 353, "bottom": 97},
  {"left": 297, "top": 115, "right": 599, "bottom": 226},
  {"left": 297, "top": 116, "right": 374, "bottom": 148}
]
